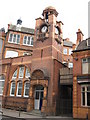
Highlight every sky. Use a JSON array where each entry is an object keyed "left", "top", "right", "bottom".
[{"left": 0, "top": 0, "right": 89, "bottom": 43}]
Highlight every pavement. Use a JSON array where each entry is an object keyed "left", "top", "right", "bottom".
[{"left": 0, "top": 108, "right": 78, "bottom": 120}]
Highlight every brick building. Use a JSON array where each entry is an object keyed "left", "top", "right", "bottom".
[
  {"left": 72, "top": 36, "right": 90, "bottom": 119},
  {"left": 0, "top": 6, "right": 78, "bottom": 116}
]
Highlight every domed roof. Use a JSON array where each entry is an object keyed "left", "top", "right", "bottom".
[
  {"left": 42, "top": 6, "right": 58, "bottom": 17},
  {"left": 44, "top": 6, "right": 56, "bottom": 10}
]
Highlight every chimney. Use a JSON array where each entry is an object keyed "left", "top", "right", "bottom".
[
  {"left": 8, "top": 24, "right": 10, "bottom": 29},
  {"left": 76, "top": 29, "right": 84, "bottom": 46}
]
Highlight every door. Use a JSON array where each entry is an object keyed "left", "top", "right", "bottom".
[
  {"left": 35, "top": 91, "right": 40, "bottom": 110},
  {"left": 34, "top": 86, "right": 44, "bottom": 110}
]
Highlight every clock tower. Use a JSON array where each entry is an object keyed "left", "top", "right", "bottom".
[
  {"left": 33, "top": 6, "right": 63, "bottom": 61},
  {"left": 27, "top": 6, "right": 64, "bottom": 115}
]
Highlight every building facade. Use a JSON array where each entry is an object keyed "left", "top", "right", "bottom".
[
  {"left": 0, "top": 6, "right": 81, "bottom": 115},
  {"left": 72, "top": 37, "right": 90, "bottom": 119}
]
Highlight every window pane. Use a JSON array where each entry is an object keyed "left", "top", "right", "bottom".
[
  {"left": 17, "top": 82, "right": 22, "bottom": 96},
  {"left": 82, "top": 63, "right": 88, "bottom": 74},
  {"left": 24, "top": 82, "right": 29, "bottom": 97},
  {"left": 82, "top": 92, "right": 85, "bottom": 105},
  {"left": 19, "top": 67, "right": 24, "bottom": 78},
  {"left": 25, "top": 68, "right": 30, "bottom": 78},
  {"left": 27, "top": 37, "right": 30, "bottom": 45},
  {"left": 12, "top": 70, "right": 17, "bottom": 79},
  {"left": 88, "top": 63, "right": 90, "bottom": 73},
  {"left": 82, "top": 87, "right": 85, "bottom": 92},
  {"left": 69, "top": 49, "right": 72, "bottom": 55},
  {"left": 13, "top": 34, "right": 16, "bottom": 43},
  {"left": 23, "top": 36, "right": 27, "bottom": 44},
  {"left": 68, "top": 63, "right": 73, "bottom": 68},
  {"left": 9, "top": 34, "right": 13, "bottom": 42},
  {"left": 0, "top": 75, "right": 5, "bottom": 95},
  {"left": 17, "top": 35, "right": 20, "bottom": 44},
  {"left": 87, "top": 92, "right": 90, "bottom": 106},
  {"left": 10, "top": 82, "right": 15, "bottom": 95},
  {"left": 63, "top": 48, "right": 67, "bottom": 54},
  {"left": 87, "top": 86, "right": 90, "bottom": 91},
  {"left": 30, "top": 37, "right": 33, "bottom": 45},
  {"left": 35, "top": 92, "right": 39, "bottom": 99}
]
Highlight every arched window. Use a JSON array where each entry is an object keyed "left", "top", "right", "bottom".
[
  {"left": 24, "top": 82, "right": 30, "bottom": 97},
  {"left": 10, "top": 82, "right": 16, "bottom": 96},
  {"left": 0, "top": 75, "right": 5, "bottom": 95},
  {"left": 10, "top": 66, "right": 30, "bottom": 97}
]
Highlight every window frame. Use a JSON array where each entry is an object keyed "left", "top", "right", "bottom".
[
  {"left": 63, "top": 48, "right": 67, "bottom": 55},
  {"left": 10, "top": 82, "right": 16, "bottom": 96},
  {"left": 0, "top": 76, "right": 5, "bottom": 96},
  {"left": 68, "top": 62, "right": 73, "bottom": 68},
  {"left": 81, "top": 85, "right": 90, "bottom": 107},
  {"left": 18, "top": 67, "right": 24, "bottom": 78},
  {"left": 16, "top": 82, "right": 22, "bottom": 97},
  {"left": 23, "top": 36, "right": 33, "bottom": 46},
  {"left": 8, "top": 33, "right": 20, "bottom": 44},
  {"left": 82, "top": 58, "right": 90, "bottom": 74},
  {"left": 69, "top": 49, "right": 72, "bottom": 55},
  {"left": 25, "top": 68, "right": 30, "bottom": 78},
  {"left": 24, "top": 82, "right": 30, "bottom": 97}
]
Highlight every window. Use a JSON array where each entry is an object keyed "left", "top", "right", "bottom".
[
  {"left": 5, "top": 50, "right": 18, "bottom": 58},
  {"left": 23, "top": 36, "right": 33, "bottom": 46},
  {"left": 17, "top": 34, "right": 20, "bottom": 44},
  {"left": 25, "top": 68, "right": 30, "bottom": 78},
  {"left": 19, "top": 67, "right": 24, "bottom": 78},
  {"left": 10, "top": 82, "right": 15, "bottom": 96},
  {"left": 68, "top": 63, "right": 73, "bottom": 68},
  {"left": 63, "top": 48, "right": 67, "bottom": 54},
  {"left": 12, "top": 70, "right": 17, "bottom": 79},
  {"left": 8, "top": 33, "right": 20, "bottom": 44},
  {"left": 9, "top": 34, "right": 13, "bottom": 42},
  {"left": 10, "top": 66, "right": 30, "bottom": 97},
  {"left": 17, "top": 82, "right": 22, "bottom": 97},
  {"left": 81, "top": 85, "right": 90, "bottom": 106},
  {"left": 24, "top": 82, "right": 30, "bottom": 97},
  {"left": 0, "top": 75, "right": 5, "bottom": 95},
  {"left": 69, "top": 49, "right": 72, "bottom": 55},
  {"left": 82, "top": 58, "right": 90, "bottom": 74}
]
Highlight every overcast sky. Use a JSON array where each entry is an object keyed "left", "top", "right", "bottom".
[{"left": 0, "top": 0, "right": 89, "bottom": 43}]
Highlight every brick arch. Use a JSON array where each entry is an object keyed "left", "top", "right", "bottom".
[
  {"left": 31, "top": 69, "right": 44, "bottom": 80},
  {"left": 31, "top": 69, "right": 49, "bottom": 80}
]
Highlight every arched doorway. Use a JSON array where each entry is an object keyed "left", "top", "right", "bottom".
[{"left": 34, "top": 85, "right": 44, "bottom": 110}]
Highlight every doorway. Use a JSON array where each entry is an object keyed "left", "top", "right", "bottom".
[{"left": 34, "top": 85, "right": 44, "bottom": 110}]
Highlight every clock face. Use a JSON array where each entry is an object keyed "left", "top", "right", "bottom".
[
  {"left": 41, "top": 26, "right": 48, "bottom": 33},
  {"left": 55, "top": 27, "right": 59, "bottom": 35}
]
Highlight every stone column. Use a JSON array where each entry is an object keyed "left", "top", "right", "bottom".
[{"left": 27, "top": 86, "right": 34, "bottom": 111}]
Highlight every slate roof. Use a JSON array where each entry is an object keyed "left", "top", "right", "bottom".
[
  {"left": 8, "top": 24, "right": 34, "bottom": 34},
  {"left": 63, "top": 40, "right": 73, "bottom": 47},
  {"left": 73, "top": 38, "right": 90, "bottom": 52}
]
